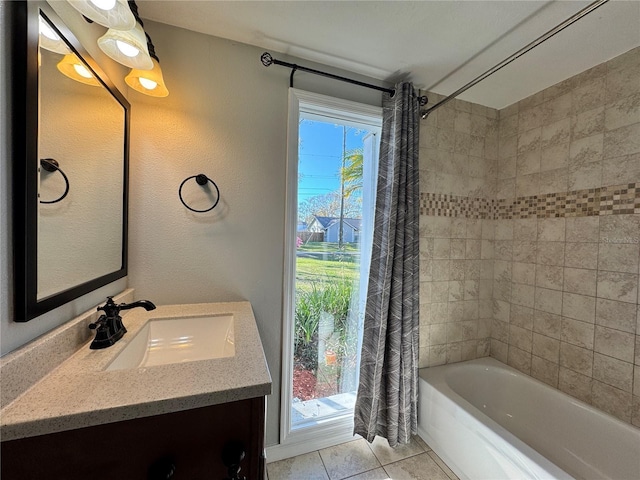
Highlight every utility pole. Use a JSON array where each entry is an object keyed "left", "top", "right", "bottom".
[{"left": 338, "top": 126, "right": 346, "bottom": 248}]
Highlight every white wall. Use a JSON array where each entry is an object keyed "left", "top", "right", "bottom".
[
  {"left": 128, "top": 19, "right": 385, "bottom": 447},
  {"left": 1, "top": 3, "right": 386, "bottom": 448},
  {"left": 0, "top": 2, "right": 129, "bottom": 355}
]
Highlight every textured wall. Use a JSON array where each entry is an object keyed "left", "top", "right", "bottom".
[
  {"left": 418, "top": 96, "right": 498, "bottom": 367},
  {"left": 419, "top": 46, "right": 640, "bottom": 428},
  {"left": 127, "top": 20, "right": 385, "bottom": 448},
  {"left": 420, "top": 48, "right": 640, "bottom": 426},
  {"left": 490, "top": 47, "right": 640, "bottom": 427}
]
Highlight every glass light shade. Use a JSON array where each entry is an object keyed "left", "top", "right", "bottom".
[
  {"left": 57, "top": 53, "right": 101, "bottom": 86},
  {"left": 125, "top": 57, "right": 169, "bottom": 97},
  {"left": 39, "top": 16, "right": 71, "bottom": 54},
  {"left": 66, "top": 0, "right": 135, "bottom": 30},
  {"left": 97, "top": 22, "right": 153, "bottom": 70}
]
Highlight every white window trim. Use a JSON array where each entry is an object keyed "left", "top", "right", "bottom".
[{"left": 267, "top": 89, "right": 381, "bottom": 462}]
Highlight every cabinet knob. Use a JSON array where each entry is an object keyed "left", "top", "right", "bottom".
[
  {"left": 222, "top": 441, "right": 246, "bottom": 480},
  {"left": 148, "top": 456, "right": 176, "bottom": 480}
]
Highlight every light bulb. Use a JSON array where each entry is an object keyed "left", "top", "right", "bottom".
[
  {"left": 116, "top": 40, "right": 139, "bottom": 57},
  {"left": 39, "top": 17, "right": 59, "bottom": 41},
  {"left": 73, "top": 63, "right": 93, "bottom": 79},
  {"left": 138, "top": 77, "right": 158, "bottom": 90},
  {"left": 90, "top": 0, "right": 117, "bottom": 10}
]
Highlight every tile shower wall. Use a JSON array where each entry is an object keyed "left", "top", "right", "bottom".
[
  {"left": 418, "top": 95, "right": 498, "bottom": 368},
  {"left": 490, "top": 46, "right": 640, "bottom": 427},
  {"left": 419, "top": 46, "right": 640, "bottom": 429}
]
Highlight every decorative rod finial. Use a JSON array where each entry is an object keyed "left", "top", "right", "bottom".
[{"left": 261, "top": 52, "right": 273, "bottom": 67}]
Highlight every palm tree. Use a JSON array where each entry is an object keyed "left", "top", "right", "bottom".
[{"left": 341, "top": 148, "right": 363, "bottom": 199}]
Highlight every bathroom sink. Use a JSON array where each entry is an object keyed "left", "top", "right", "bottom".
[{"left": 106, "top": 315, "right": 235, "bottom": 371}]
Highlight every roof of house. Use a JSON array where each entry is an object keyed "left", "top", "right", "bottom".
[{"left": 311, "top": 216, "right": 361, "bottom": 231}]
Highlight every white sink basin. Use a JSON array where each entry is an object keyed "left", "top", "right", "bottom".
[{"left": 106, "top": 315, "right": 235, "bottom": 371}]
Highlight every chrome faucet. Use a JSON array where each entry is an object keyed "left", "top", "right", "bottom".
[{"left": 89, "top": 297, "right": 156, "bottom": 349}]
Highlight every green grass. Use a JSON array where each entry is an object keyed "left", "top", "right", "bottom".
[{"left": 298, "top": 242, "right": 359, "bottom": 253}]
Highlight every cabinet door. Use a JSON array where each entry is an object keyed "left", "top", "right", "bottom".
[{"left": 1, "top": 397, "right": 265, "bottom": 480}]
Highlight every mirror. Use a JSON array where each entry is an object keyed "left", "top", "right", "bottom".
[{"left": 13, "top": 2, "right": 129, "bottom": 321}]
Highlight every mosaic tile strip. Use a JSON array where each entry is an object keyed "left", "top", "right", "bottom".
[{"left": 420, "top": 183, "right": 640, "bottom": 219}]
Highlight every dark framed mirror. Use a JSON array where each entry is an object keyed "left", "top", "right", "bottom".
[{"left": 12, "top": 1, "right": 129, "bottom": 321}]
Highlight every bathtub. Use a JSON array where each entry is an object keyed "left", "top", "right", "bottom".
[{"left": 418, "top": 357, "right": 640, "bottom": 480}]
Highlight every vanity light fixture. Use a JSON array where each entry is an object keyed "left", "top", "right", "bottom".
[
  {"left": 97, "top": 0, "right": 153, "bottom": 70},
  {"left": 67, "top": 0, "right": 136, "bottom": 31},
  {"left": 125, "top": 33, "right": 168, "bottom": 97},
  {"left": 39, "top": 16, "right": 71, "bottom": 54},
  {"left": 56, "top": 53, "right": 101, "bottom": 86}
]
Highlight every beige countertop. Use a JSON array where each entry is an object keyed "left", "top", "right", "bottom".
[{"left": 1, "top": 301, "right": 271, "bottom": 442}]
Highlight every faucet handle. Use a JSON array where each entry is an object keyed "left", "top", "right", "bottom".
[{"left": 88, "top": 315, "right": 107, "bottom": 330}]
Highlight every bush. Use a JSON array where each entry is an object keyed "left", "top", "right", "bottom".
[{"left": 294, "top": 279, "right": 354, "bottom": 372}]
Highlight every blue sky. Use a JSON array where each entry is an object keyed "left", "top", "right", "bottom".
[{"left": 298, "top": 120, "right": 371, "bottom": 204}]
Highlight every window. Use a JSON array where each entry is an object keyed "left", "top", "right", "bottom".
[{"left": 279, "top": 89, "right": 381, "bottom": 457}]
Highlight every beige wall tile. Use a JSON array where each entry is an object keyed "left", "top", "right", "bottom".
[
  {"left": 599, "top": 215, "right": 640, "bottom": 244},
  {"left": 560, "top": 342, "right": 593, "bottom": 376},
  {"left": 515, "top": 173, "right": 540, "bottom": 197},
  {"left": 604, "top": 124, "right": 640, "bottom": 159},
  {"left": 532, "top": 332, "right": 560, "bottom": 363},
  {"left": 568, "top": 160, "right": 602, "bottom": 191},
  {"left": 571, "top": 107, "right": 605, "bottom": 141},
  {"left": 512, "top": 283, "right": 535, "bottom": 308},
  {"left": 569, "top": 133, "right": 603, "bottom": 165},
  {"left": 596, "top": 271, "right": 638, "bottom": 304},
  {"left": 518, "top": 105, "right": 544, "bottom": 133},
  {"left": 563, "top": 267, "right": 597, "bottom": 296},
  {"left": 513, "top": 240, "right": 536, "bottom": 263},
  {"left": 509, "top": 325, "right": 533, "bottom": 352},
  {"left": 538, "top": 168, "right": 568, "bottom": 195},
  {"left": 591, "top": 380, "right": 632, "bottom": 422},
  {"left": 602, "top": 152, "right": 640, "bottom": 186},
  {"left": 606, "top": 62, "right": 640, "bottom": 104},
  {"left": 536, "top": 241, "right": 565, "bottom": 266},
  {"left": 594, "top": 325, "right": 635, "bottom": 363},
  {"left": 543, "top": 93, "right": 572, "bottom": 124},
  {"left": 564, "top": 243, "right": 598, "bottom": 269},
  {"left": 491, "top": 339, "right": 508, "bottom": 363},
  {"left": 510, "top": 304, "right": 534, "bottom": 330},
  {"left": 605, "top": 93, "right": 640, "bottom": 132},
  {"left": 531, "top": 355, "right": 559, "bottom": 387},
  {"left": 562, "top": 292, "right": 596, "bottom": 323},
  {"left": 536, "top": 265, "right": 564, "bottom": 291},
  {"left": 537, "top": 218, "right": 566, "bottom": 242},
  {"left": 566, "top": 216, "right": 600, "bottom": 243},
  {"left": 507, "top": 346, "right": 532, "bottom": 374},
  {"left": 572, "top": 77, "right": 605, "bottom": 115},
  {"left": 606, "top": 47, "right": 640, "bottom": 73},
  {"left": 534, "top": 287, "right": 563, "bottom": 315},
  {"left": 513, "top": 262, "right": 536, "bottom": 285},
  {"left": 559, "top": 367, "right": 592, "bottom": 403},
  {"left": 593, "top": 353, "right": 634, "bottom": 392},
  {"left": 595, "top": 298, "right": 637, "bottom": 333},
  {"left": 561, "top": 317, "right": 595, "bottom": 349},
  {"left": 633, "top": 395, "right": 640, "bottom": 428},
  {"left": 598, "top": 243, "right": 640, "bottom": 274},
  {"left": 533, "top": 311, "right": 562, "bottom": 340}
]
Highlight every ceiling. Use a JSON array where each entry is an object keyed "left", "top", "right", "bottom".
[{"left": 138, "top": 1, "right": 640, "bottom": 109}]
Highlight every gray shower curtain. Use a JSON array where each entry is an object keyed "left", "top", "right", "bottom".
[{"left": 354, "top": 82, "right": 420, "bottom": 447}]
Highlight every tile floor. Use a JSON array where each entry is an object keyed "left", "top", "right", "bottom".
[{"left": 267, "top": 436, "right": 460, "bottom": 480}]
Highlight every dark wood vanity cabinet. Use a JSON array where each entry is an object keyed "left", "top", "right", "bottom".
[{"left": 1, "top": 397, "right": 265, "bottom": 480}]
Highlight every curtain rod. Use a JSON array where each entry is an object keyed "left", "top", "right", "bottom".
[
  {"left": 260, "top": 52, "right": 396, "bottom": 95},
  {"left": 421, "top": 0, "right": 610, "bottom": 119}
]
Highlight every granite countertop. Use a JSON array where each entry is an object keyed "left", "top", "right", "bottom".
[{"left": 0, "top": 301, "right": 272, "bottom": 442}]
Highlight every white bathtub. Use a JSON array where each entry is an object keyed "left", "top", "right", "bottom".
[{"left": 418, "top": 357, "right": 640, "bottom": 480}]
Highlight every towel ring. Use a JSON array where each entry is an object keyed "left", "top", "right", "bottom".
[
  {"left": 39, "top": 158, "right": 70, "bottom": 204},
  {"left": 178, "top": 174, "right": 220, "bottom": 213}
]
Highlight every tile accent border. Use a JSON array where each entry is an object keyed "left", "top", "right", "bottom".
[{"left": 420, "top": 183, "right": 640, "bottom": 219}]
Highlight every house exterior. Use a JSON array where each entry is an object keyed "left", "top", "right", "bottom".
[{"left": 307, "top": 216, "right": 361, "bottom": 243}]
